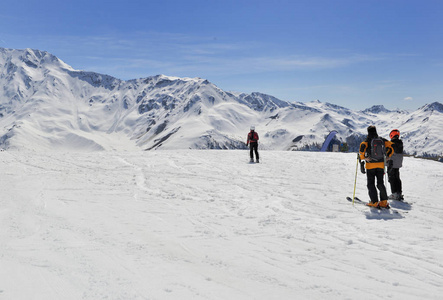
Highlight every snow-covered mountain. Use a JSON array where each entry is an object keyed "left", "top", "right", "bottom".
[{"left": 1, "top": 47, "right": 442, "bottom": 156}]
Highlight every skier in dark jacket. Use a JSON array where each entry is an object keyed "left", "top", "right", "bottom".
[
  {"left": 387, "top": 129, "right": 404, "bottom": 200},
  {"left": 246, "top": 126, "right": 259, "bottom": 163},
  {"left": 359, "top": 126, "right": 393, "bottom": 208}
]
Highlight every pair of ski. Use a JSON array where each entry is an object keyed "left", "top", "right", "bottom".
[{"left": 346, "top": 196, "right": 403, "bottom": 214}]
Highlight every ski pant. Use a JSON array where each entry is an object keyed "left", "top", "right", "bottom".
[
  {"left": 388, "top": 168, "right": 402, "bottom": 195},
  {"left": 366, "top": 168, "right": 388, "bottom": 203},
  {"left": 249, "top": 142, "right": 259, "bottom": 160}
]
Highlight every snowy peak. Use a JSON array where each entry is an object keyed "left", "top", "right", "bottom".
[
  {"left": 362, "top": 105, "right": 391, "bottom": 114},
  {"left": 20, "top": 48, "right": 64, "bottom": 69},
  {"left": 307, "top": 101, "right": 352, "bottom": 115},
  {"left": 419, "top": 102, "right": 443, "bottom": 113},
  {"left": 237, "top": 92, "right": 291, "bottom": 112},
  {"left": 133, "top": 74, "right": 228, "bottom": 117},
  {"left": 67, "top": 70, "right": 122, "bottom": 90},
  {"left": 0, "top": 47, "right": 72, "bottom": 72}
]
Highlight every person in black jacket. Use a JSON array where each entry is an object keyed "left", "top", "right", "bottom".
[
  {"left": 387, "top": 129, "right": 404, "bottom": 200},
  {"left": 246, "top": 126, "right": 259, "bottom": 163}
]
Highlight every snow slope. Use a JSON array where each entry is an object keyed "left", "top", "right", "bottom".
[{"left": 1, "top": 150, "right": 442, "bottom": 299}]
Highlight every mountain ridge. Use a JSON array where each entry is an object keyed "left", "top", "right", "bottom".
[{"left": 1, "top": 47, "right": 442, "bottom": 156}]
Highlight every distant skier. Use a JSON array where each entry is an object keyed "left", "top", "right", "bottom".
[
  {"left": 387, "top": 129, "right": 404, "bottom": 200},
  {"left": 359, "top": 125, "right": 394, "bottom": 208},
  {"left": 246, "top": 126, "right": 259, "bottom": 163}
]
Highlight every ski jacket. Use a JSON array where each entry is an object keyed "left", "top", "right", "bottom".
[
  {"left": 247, "top": 131, "right": 259, "bottom": 145},
  {"left": 390, "top": 138, "right": 403, "bottom": 168},
  {"left": 359, "top": 137, "right": 393, "bottom": 170}
]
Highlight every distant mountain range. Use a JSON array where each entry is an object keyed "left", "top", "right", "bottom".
[{"left": 1, "top": 47, "right": 442, "bottom": 156}]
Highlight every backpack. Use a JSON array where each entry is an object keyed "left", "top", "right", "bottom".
[
  {"left": 248, "top": 131, "right": 258, "bottom": 143},
  {"left": 368, "top": 137, "right": 385, "bottom": 163}
]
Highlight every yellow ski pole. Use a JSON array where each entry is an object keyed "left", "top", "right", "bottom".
[{"left": 352, "top": 153, "right": 359, "bottom": 205}]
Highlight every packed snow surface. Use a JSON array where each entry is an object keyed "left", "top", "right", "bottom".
[{"left": 1, "top": 150, "right": 442, "bottom": 299}]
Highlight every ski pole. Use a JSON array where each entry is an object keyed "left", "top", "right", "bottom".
[{"left": 352, "top": 153, "right": 359, "bottom": 205}]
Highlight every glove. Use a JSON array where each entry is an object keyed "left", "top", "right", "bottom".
[{"left": 360, "top": 161, "right": 366, "bottom": 174}]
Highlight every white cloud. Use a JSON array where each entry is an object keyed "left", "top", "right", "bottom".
[{"left": 404, "top": 97, "right": 413, "bottom": 101}]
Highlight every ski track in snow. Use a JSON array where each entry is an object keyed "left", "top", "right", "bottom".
[{"left": 0, "top": 150, "right": 442, "bottom": 299}]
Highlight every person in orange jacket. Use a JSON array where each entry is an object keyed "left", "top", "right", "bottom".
[
  {"left": 359, "top": 126, "right": 394, "bottom": 208},
  {"left": 246, "top": 125, "right": 259, "bottom": 163}
]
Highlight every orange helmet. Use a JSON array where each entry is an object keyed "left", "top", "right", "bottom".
[{"left": 390, "top": 129, "right": 400, "bottom": 140}]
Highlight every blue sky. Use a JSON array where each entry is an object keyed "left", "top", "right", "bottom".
[{"left": 1, "top": 0, "right": 442, "bottom": 110}]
